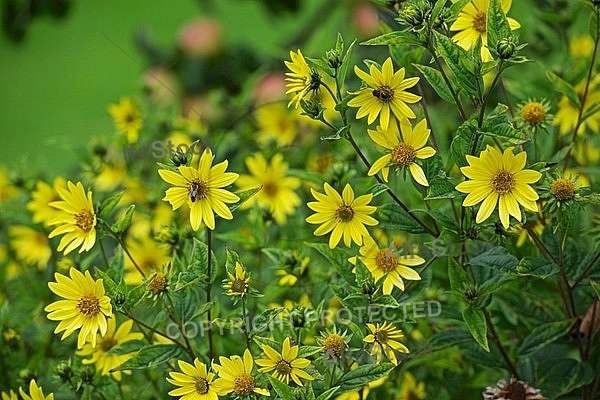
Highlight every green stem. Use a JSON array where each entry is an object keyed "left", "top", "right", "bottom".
[
  {"left": 100, "top": 219, "right": 146, "bottom": 279},
  {"left": 572, "top": 250, "right": 600, "bottom": 288},
  {"left": 483, "top": 308, "right": 519, "bottom": 378},
  {"left": 242, "top": 296, "right": 251, "bottom": 350},
  {"left": 206, "top": 228, "right": 214, "bottom": 360},
  {"left": 165, "top": 294, "right": 196, "bottom": 360}
]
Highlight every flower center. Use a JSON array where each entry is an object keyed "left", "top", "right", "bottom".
[
  {"left": 391, "top": 143, "right": 416, "bottom": 167},
  {"left": 230, "top": 278, "right": 248, "bottom": 294},
  {"left": 309, "top": 71, "right": 322, "bottom": 90},
  {"left": 275, "top": 360, "right": 292, "bottom": 375},
  {"left": 124, "top": 113, "right": 136, "bottom": 124},
  {"left": 491, "top": 170, "right": 515, "bottom": 194},
  {"left": 195, "top": 378, "right": 209, "bottom": 395},
  {"left": 148, "top": 272, "right": 167, "bottom": 294},
  {"left": 550, "top": 178, "right": 575, "bottom": 201},
  {"left": 472, "top": 11, "right": 487, "bottom": 34},
  {"left": 188, "top": 180, "right": 209, "bottom": 203},
  {"left": 262, "top": 181, "right": 278, "bottom": 197},
  {"left": 375, "top": 249, "right": 398, "bottom": 273},
  {"left": 374, "top": 330, "right": 389, "bottom": 344},
  {"left": 521, "top": 102, "right": 546, "bottom": 126},
  {"left": 233, "top": 373, "right": 255, "bottom": 396},
  {"left": 101, "top": 337, "right": 118, "bottom": 352},
  {"left": 75, "top": 210, "right": 95, "bottom": 232},
  {"left": 372, "top": 86, "right": 394, "bottom": 102},
  {"left": 77, "top": 294, "right": 100, "bottom": 316},
  {"left": 323, "top": 334, "right": 345, "bottom": 356},
  {"left": 503, "top": 380, "right": 527, "bottom": 400},
  {"left": 335, "top": 205, "right": 354, "bottom": 222}
]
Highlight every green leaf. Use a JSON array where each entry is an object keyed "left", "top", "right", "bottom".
[
  {"left": 581, "top": 100, "right": 600, "bottom": 123},
  {"left": 538, "top": 359, "right": 595, "bottom": 398},
  {"left": 414, "top": 64, "right": 455, "bottom": 104},
  {"left": 305, "top": 242, "right": 354, "bottom": 284},
  {"left": 188, "top": 238, "right": 217, "bottom": 284},
  {"left": 430, "top": 0, "right": 447, "bottom": 23},
  {"left": 367, "top": 182, "right": 390, "bottom": 197},
  {"left": 229, "top": 186, "right": 262, "bottom": 213},
  {"left": 126, "top": 282, "right": 146, "bottom": 309},
  {"left": 249, "top": 308, "right": 284, "bottom": 337},
  {"left": 462, "top": 308, "right": 489, "bottom": 352},
  {"left": 516, "top": 257, "right": 559, "bottom": 278},
  {"left": 518, "top": 319, "right": 575, "bottom": 358},
  {"left": 451, "top": 119, "right": 484, "bottom": 167},
  {"left": 447, "top": 0, "right": 472, "bottom": 19},
  {"left": 98, "top": 191, "right": 123, "bottom": 218},
  {"left": 433, "top": 31, "right": 478, "bottom": 96},
  {"left": 426, "top": 329, "right": 473, "bottom": 352},
  {"left": 481, "top": 105, "right": 527, "bottom": 144},
  {"left": 338, "top": 38, "right": 357, "bottom": 89},
  {"left": 546, "top": 70, "right": 581, "bottom": 108},
  {"left": 375, "top": 204, "right": 427, "bottom": 234},
  {"left": 361, "top": 31, "right": 421, "bottom": 47},
  {"left": 424, "top": 177, "right": 458, "bottom": 200},
  {"left": 316, "top": 386, "right": 340, "bottom": 400},
  {"left": 354, "top": 257, "right": 373, "bottom": 290},
  {"left": 225, "top": 248, "right": 241, "bottom": 272},
  {"left": 111, "top": 344, "right": 182, "bottom": 371},
  {"left": 486, "top": 0, "right": 512, "bottom": 59},
  {"left": 267, "top": 375, "right": 296, "bottom": 398},
  {"left": 339, "top": 363, "right": 394, "bottom": 392},
  {"left": 448, "top": 258, "right": 470, "bottom": 292},
  {"left": 111, "top": 204, "right": 135, "bottom": 233},
  {"left": 94, "top": 267, "right": 118, "bottom": 296},
  {"left": 105, "top": 340, "right": 146, "bottom": 356},
  {"left": 468, "top": 246, "right": 519, "bottom": 273}
]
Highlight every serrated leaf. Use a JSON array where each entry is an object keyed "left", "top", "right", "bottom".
[
  {"left": 111, "top": 344, "right": 182, "bottom": 371},
  {"left": 105, "top": 340, "right": 146, "bottom": 356},
  {"left": 338, "top": 38, "right": 356, "bottom": 88},
  {"left": 361, "top": 31, "right": 421, "bottom": 47},
  {"left": 546, "top": 70, "right": 581, "bottom": 108},
  {"left": 126, "top": 282, "right": 146, "bottom": 309},
  {"left": 229, "top": 186, "right": 262, "bottom": 213},
  {"left": 462, "top": 308, "right": 489, "bottom": 352},
  {"left": 518, "top": 319, "right": 575, "bottom": 358},
  {"left": 367, "top": 182, "right": 390, "bottom": 197},
  {"left": 339, "top": 363, "right": 394, "bottom": 392},
  {"left": 249, "top": 308, "right": 284, "bottom": 337},
  {"left": 430, "top": 0, "right": 447, "bottom": 23},
  {"left": 94, "top": 267, "right": 118, "bottom": 295},
  {"left": 426, "top": 329, "right": 473, "bottom": 352},
  {"left": 451, "top": 119, "right": 484, "bottom": 167},
  {"left": 375, "top": 204, "right": 427, "bottom": 234},
  {"left": 538, "top": 359, "right": 594, "bottom": 398},
  {"left": 305, "top": 242, "right": 354, "bottom": 284},
  {"left": 425, "top": 177, "right": 458, "bottom": 200},
  {"left": 98, "top": 191, "right": 124, "bottom": 219},
  {"left": 188, "top": 238, "right": 217, "bottom": 284},
  {"left": 111, "top": 204, "right": 135, "bottom": 233},
  {"left": 434, "top": 31, "right": 478, "bottom": 96},
  {"left": 468, "top": 246, "right": 519, "bottom": 273},
  {"left": 448, "top": 257, "right": 470, "bottom": 292},
  {"left": 516, "top": 257, "right": 559, "bottom": 278},
  {"left": 414, "top": 64, "right": 455, "bottom": 104}
]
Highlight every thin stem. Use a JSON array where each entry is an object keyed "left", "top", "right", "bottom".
[
  {"left": 98, "top": 238, "right": 110, "bottom": 268},
  {"left": 100, "top": 220, "right": 146, "bottom": 279},
  {"left": 477, "top": 60, "right": 504, "bottom": 129},
  {"left": 346, "top": 132, "right": 439, "bottom": 237},
  {"left": 242, "top": 296, "right": 251, "bottom": 350},
  {"left": 482, "top": 308, "right": 519, "bottom": 378},
  {"left": 206, "top": 228, "right": 214, "bottom": 360},
  {"left": 573, "top": 250, "right": 600, "bottom": 288},
  {"left": 499, "top": 78, "right": 514, "bottom": 118},
  {"left": 321, "top": 81, "right": 338, "bottom": 104},
  {"left": 165, "top": 294, "right": 196, "bottom": 360},
  {"left": 563, "top": 8, "right": 600, "bottom": 171},
  {"left": 417, "top": 82, "right": 441, "bottom": 153}
]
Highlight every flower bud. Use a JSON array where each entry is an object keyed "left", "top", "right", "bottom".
[
  {"left": 497, "top": 37, "right": 516, "bottom": 59},
  {"left": 326, "top": 49, "right": 342, "bottom": 69},
  {"left": 399, "top": 5, "right": 422, "bottom": 27},
  {"left": 290, "top": 307, "right": 307, "bottom": 327},
  {"left": 55, "top": 361, "right": 73, "bottom": 382},
  {"left": 80, "top": 366, "right": 95, "bottom": 384},
  {"left": 171, "top": 147, "right": 188, "bottom": 167},
  {"left": 300, "top": 99, "right": 325, "bottom": 120},
  {"left": 155, "top": 225, "right": 179, "bottom": 245},
  {"left": 114, "top": 292, "right": 126, "bottom": 307}
]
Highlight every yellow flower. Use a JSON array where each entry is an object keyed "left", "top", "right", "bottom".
[
  {"left": 93, "top": 163, "right": 127, "bottom": 192},
  {"left": 306, "top": 183, "right": 378, "bottom": 248},
  {"left": 0, "top": 166, "right": 18, "bottom": 204},
  {"left": 8, "top": 225, "right": 51, "bottom": 270},
  {"left": 77, "top": 318, "right": 144, "bottom": 381},
  {"left": 123, "top": 236, "right": 170, "bottom": 285},
  {"left": 167, "top": 358, "right": 226, "bottom": 399},
  {"left": 255, "top": 337, "right": 314, "bottom": 386},
  {"left": 363, "top": 322, "right": 408, "bottom": 366},
  {"left": 569, "top": 35, "right": 594, "bottom": 58},
  {"left": 48, "top": 181, "right": 97, "bottom": 255},
  {"left": 276, "top": 270, "right": 298, "bottom": 286},
  {"left": 348, "top": 57, "right": 421, "bottom": 130},
  {"left": 553, "top": 76, "right": 600, "bottom": 135},
  {"left": 27, "top": 177, "right": 67, "bottom": 227},
  {"left": 44, "top": 267, "right": 113, "bottom": 349},
  {"left": 284, "top": 49, "right": 322, "bottom": 108},
  {"left": 367, "top": 118, "right": 436, "bottom": 186},
  {"left": 350, "top": 237, "right": 423, "bottom": 295},
  {"left": 398, "top": 372, "right": 425, "bottom": 400},
  {"left": 158, "top": 148, "right": 239, "bottom": 231},
  {"left": 518, "top": 99, "right": 551, "bottom": 129},
  {"left": 255, "top": 103, "right": 299, "bottom": 147},
  {"left": 455, "top": 146, "right": 541, "bottom": 229},
  {"left": 213, "top": 349, "right": 271, "bottom": 397},
  {"left": 223, "top": 262, "right": 250, "bottom": 298},
  {"left": 450, "top": 0, "right": 520, "bottom": 62},
  {"left": 1, "top": 390, "right": 17, "bottom": 400},
  {"left": 18, "top": 380, "right": 53, "bottom": 400},
  {"left": 107, "top": 97, "right": 143, "bottom": 143},
  {"left": 237, "top": 153, "right": 301, "bottom": 224}
]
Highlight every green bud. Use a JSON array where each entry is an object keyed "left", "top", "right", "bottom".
[
  {"left": 300, "top": 99, "right": 325, "bottom": 120},
  {"left": 497, "top": 37, "right": 516, "bottom": 59},
  {"left": 326, "top": 49, "right": 342, "bottom": 69},
  {"left": 114, "top": 292, "right": 126, "bottom": 306},
  {"left": 171, "top": 148, "right": 188, "bottom": 167},
  {"left": 80, "top": 366, "right": 95, "bottom": 384},
  {"left": 399, "top": 5, "right": 422, "bottom": 26},
  {"left": 154, "top": 225, "right": 179, "bottom": 245},
  {"left": 55, "top": 361, "right": 73, "bottom": 382},
  {"left": 290, "top": 307, "right": 306, "bottom": 327},
  {"left": 360, "top": 279, "right": 377, "bottom": 296}
]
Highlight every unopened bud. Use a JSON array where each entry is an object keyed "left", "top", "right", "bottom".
[
  {"left": 497, "top": 37, "right": 516, "bottom": 59},
  {"left": 155, "top": 225, "right": 179, "bottom": 245},
  {"left": 300, "top": 99, "right": 325, "bottom": 120},
  {"left": 55, "top": 361, "right": 73, "bottom": 382},
  {"left": 326, "top": 49, "right": 342, "bottom": 69},
  {"left": 171, "top": 148, "right": 188, "bottom": 166}
]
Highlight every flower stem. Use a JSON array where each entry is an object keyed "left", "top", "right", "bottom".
[
  {"left": 206, "top": 228, "right": 214, "bottom": 360},
  {"left": 165, "top": 293, "right": 197, "bottom": 360},
  {"left": 482, "top": 308, "right": 519, "bottom": 378},
  {"left": 242, "top": 296, "right": 251, "bottom": 350},
  {"left": 100, "top": 219, "right": 146, "bottom": 279}
]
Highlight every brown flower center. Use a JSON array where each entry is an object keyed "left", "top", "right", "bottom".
[
  {"left": 323, "top": 334, "right": 346, "bottom": 356},
  {"left": 148, "top": 272, "right": 167, "bottom": 294},
  {"left": 275, "top": 360, "right": 292, "bottom": 375},
  {"left": 391, "top": 143, "right": 416, "bottom": 167},
  {"left": 101, "top": 337, "right": 118, "bottom": 352},
  {"left": 491, "top": 170, "right": 516, "bottom": 194},
  {"left": 375, "top": 248, "right": 398, "bottom": 273},
  {"left": 374, "top": 330, "right": 389, "bottom": 344},
  {"left": 372, "top": 86, "right": 394, "bottom": 102},
  {"left": 501, "top": 379, "right": 527, "bottom": 400},
  {"left": 78, "top": 294, "right": 100, "bottom": 316},
  {"left": 521, "top": 102, "right": 546, "bottom": 126},
  {"left": 550, "top": 178, "right": 575, "bottom": 201},
  {"left": 233, "top": 373, "right": 255, "bottom": 396},
  {"left": 230, "top": 278, "right": 248, "bottom": 295},
  {"left": 472, "top": 11, "right": 487, "bottom": 34},
  {"left": 195, "top": 378, "right": 209, "bottom": 395},
  {"left": 124, "top": 113, "right": 136, "bottom": 124},
  {"left": 75, "top": 210, "right": 95, "bottom": 232},
  {"left": 336, "top": 205, "right": 354, "bottom": 222},
  {"left": 188, "top": 180, "right": 209, "bottom": 203},
  {"left": 262, "top": 181, "right": 278, "bottom": 197}
]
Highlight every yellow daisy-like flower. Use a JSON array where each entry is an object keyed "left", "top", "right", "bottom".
[
  {"left": 363, "top": 322, "right": 409, "bottom": 366},
  {"left": 77, "top": 318, "right": 144, "bottom": 381},
  {"left": 27, "top": 177, "right": 67, "bottom": 227},
  {"left": 44, "top": 267, "right": 113, "bottom": 349},
  {"left": 236, "top": 153, "right": 301, "bottom": 225},
  {"left": 255, "top": 103, "right": 299, "bottom": 147},
  {"left": 223, "top": 262, "right": 250, "bottom": 298},
  {"left": 553, "top": 76, "right": 600, "bottom": 135},
  {"left": 368, "top": 118, "right": 436, "bottom": 186},
  {"left": 167, "top": 358, "right": 226, "bottom": 400},
  {"left": 306, "top": 183, "right": 378, "bottom": 249},
  {"left": 8, "top": 225, "right": 51, "bottom": 270},
  {"left": 569, "top": 35, "right": 595, "bottom": 58},
  {"left": 450, "top": 0, "right": 521, "bottom": 62},
  {"left": 455, "top": 146, "right": 541, "bottom": 229},
  {"left": 107, "top": 97, "right": 143, "bottom": 143},
  {"left": 158, "top": 148, "right": 239, "bottom": 231},
  {"left": 255, "top": 337, "right": 314, "bottom": 386},
  {"left": 350, "top": 237, "right": 423, "bottom": 295},
  {"left": 18, "top": 380, "right": 53, "bottom": 400},
  {"left": 123, "top": 236, "right": 170, "bottom": 285},
  {"left": 284, "top": 49, "right": 322, "bottom": 108},
  {"left": 213, "top": 349, "right": 271, "bottom": 397},
  {"left": 0, "top": 166, "right": 18, "bottom": 204},
  {"left": 48, "top": 181, "right": 97, "bottom": 255},
  {"left": 347, "top": 57, "right": 421, "bottom": 130},
  {"left": 1, "top": 390, "right": 17, "bottom": 400},
  {"left": 398, "top": 372, "right": 425, "bottom": 400}
]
